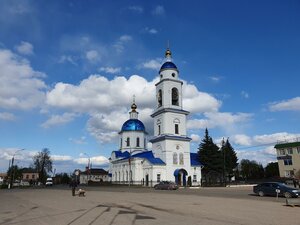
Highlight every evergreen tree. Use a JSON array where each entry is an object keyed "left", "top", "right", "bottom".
[
  {"left": 264, "top": 162, "right": 279, "bottom": 178},
  {"left": 198, "top": 128, "right": 223, "bottom": 182},
  {"left": 221, "top": 138, "right": 238, "bottom": 181}
]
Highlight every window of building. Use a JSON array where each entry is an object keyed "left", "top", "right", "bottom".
[
  {"left": 120, "top": 138, "right": 122, "bottom": 148},
  {"left": 179, "top": 153, "right": 184, "bottom": 165},
  {"left": 285, "top": 170, "right": 295, "bottom": 177},
  {"left": 297, "top": 147, "right": 300, "bottom": 154},
  {"left": 126, "top": 137, "right": 130, "bottom": 147},
  {"left": 279, "top": 149, "right": 285, "bottom": 155},
  {"left": 287, "top": 148, "right": 293, "bottom": 154},
  {"left": 173, "top": 153, "right": 178, "bottom": 164},
  {"left": 193, "top": 175, "right": 197, "bottom": 182},
  {"left": 158, "top": 89, "right": 162, "bottom": 107},
  {"left": 157, "top": 174, "right": 161, "bottom": 182},
  {"left": 32, "top": 174, "right": 35, "bottom": 179},
  {"left": 158, "top": 125, "right": 161, "bottom": 135},
  {"left": 284, "top": 159, "right": 293, "bottom": 166},
  {"left": 26, "top": 175, "right": 29, "bottom": 179},
  {"left": 136, "top": 137, "right": 140, "bottom": 147},
  {"left": 175, "top": 124, "right": 179, "bottom": 134},
  {"left": 172, "top": 88, "right": 179, "bottom": 105}
]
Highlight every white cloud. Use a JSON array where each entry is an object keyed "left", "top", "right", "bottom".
[
  {"left": 0, "top": 49, "right": 46, "bottom": 110},
  {"left": 98, "top": 67, "right": 121, "bottom": 74},
  {"left": 232, "top": 134, "right": 252, "bottom": 146},
  {"left": 237, "top": 146, "right": 277, "bottom": 166},
  {"left": 41, "top": 112, "right": 78, "bottom": 128},
  {"left": 15, "top": 41, "right": 33, "bottom": 55},
  {"left": 119, "top": 35, "right": 132, "bottom": 42},
  {"left": 0, "top": 112, "right": 16, "bottom": 121},
  {"left": 69, "top": 136, "right": 87, "bottom": 145},
  {"left": 141, "top": 58, "right": 162, "bottom": 70},
  {"left": 152, "top": 5, "right": 165, "bottom": 16},
  {"left": 74, "top": 155, "right": 108, "bottom": 166},
  {"left": 113, "top": 35, "right": 132, "bottom": 54},
  {"left": 187, "top": 112, "right": 252, "bottom": 131},
  {"left": 269, "top": 97, "right": 300, "bottom": 111},
  {"left": 128, "top": 6, "right": 143, "bottom": 14},
  {"left": 58, "top": 55, "right": 77, "bottom": 65},
  {"left": 143, "top": 27, "right": 158, "bottom": 34},
  {"left": 52, "top": 155, "right": 73, "bottom": 161},
  {"left": 209, "top": 76, "right": 221, "bottom": 82},
  {"left": 86, "top": 50, "right": 100, "bottom": 62},
  {"left": 191, "top": 134, "right": 201, "bottom": 143},
  {"left": 241, "top": 91, "right": 249, "bottom": 99}
]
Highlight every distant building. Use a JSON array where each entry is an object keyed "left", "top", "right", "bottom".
[
  {"left": 0, "top": 173, "right": 7, "bottom": 184},
  {"left": 275, "top": 141, "right": 300, "bottom": 177},
  {"left": 21, "top": 168, "right": 39, "bottom": 184},
  {"left": 79, "top": 168, "right": 110, "bottom": 184}
]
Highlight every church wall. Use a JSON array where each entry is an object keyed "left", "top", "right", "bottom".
[
  {"left": 120, "top": 131, "right": 146, "bottom": 152},
  {"left": 156, "top": 79, "right": 182, "bottom": 109}
]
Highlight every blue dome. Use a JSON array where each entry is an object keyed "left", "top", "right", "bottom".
[
  {"left": 121, "top": 119, "right": 145, "bottom": 132},
  {"left": 160, "top": 61, "right": 177, "bottom": 71}
]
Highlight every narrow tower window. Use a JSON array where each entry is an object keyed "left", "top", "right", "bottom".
[
  {"left": 172, "top": 88, "right": 179, "bottom": 106},
  {"left": 158, "top": 89, "right": 162, "bottom": 107},
  {"left": 136, "top": 137, "right": 140, "bottom": 147},
  {"left": 175, "top": 124, "right": 179, "bottom": 134},
  {"left": 158, "top": 125, "right": 161, "bottom": 135},
  {"left": 120, "top": 138, "right": 122, "bottom": 148},
  {"left": 126, "top": 137, "right": 130, "bottom": 147},
  {"left": 179, "top": 153, "right": 184, "bottom": 165},
  {"left": 173, "top": 153, "right": 178, "bottom": 164}
]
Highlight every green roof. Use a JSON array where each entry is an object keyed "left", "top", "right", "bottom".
[{"left": 274, "top": 142, "right": 300, "bottom": 149}]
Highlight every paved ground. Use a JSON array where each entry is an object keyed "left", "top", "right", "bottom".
[{"left": 0, "top": 186, "right": 299, "bottom": 225}]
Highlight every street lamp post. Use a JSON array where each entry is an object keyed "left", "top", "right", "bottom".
[
  {"left": 9, "top": 149, "right": 25, "bottom": 189},
  {"left": 83, "top": 153, "right": 91, "bottom": 185}
]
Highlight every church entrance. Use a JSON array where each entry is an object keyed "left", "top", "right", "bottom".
[
  {"left": 174, "top": 169, "right": 188, "bottom": 186},
  {"left": 145, "top": 174, "right": 149, "bottom": 186}
]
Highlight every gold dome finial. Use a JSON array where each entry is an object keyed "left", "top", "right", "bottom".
[{"left": 165, "top": 40, "right": 172, "bottom": 58}]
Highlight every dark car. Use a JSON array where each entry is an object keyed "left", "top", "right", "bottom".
[
  {"left": 253, "top": 182, "right": 300, "bottom": 198},
  {"left": 154, "top": 181, "right": 178, "bottom": 190}
]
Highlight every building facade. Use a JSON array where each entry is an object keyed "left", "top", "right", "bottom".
[
  {"left": 275, "top": 140, "right": 300, "bottom": 177},
  {"left": 109, "top": 48, "right": 202, "bottom": 186},
  {"left": 79, "top": 168, "right": 110, "bottom": 184}
]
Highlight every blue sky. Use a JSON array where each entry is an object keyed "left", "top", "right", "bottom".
[{"left": 1, "top": 0, "right": 300, "bottom": 173}]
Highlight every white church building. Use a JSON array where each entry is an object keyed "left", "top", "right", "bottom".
[{"left": 109, "top": 48, "right": 202, "bottom": 187}]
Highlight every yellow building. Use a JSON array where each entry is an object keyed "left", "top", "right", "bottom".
[{"left": 274, "top": 141, "right": 300, "bottom": 177}]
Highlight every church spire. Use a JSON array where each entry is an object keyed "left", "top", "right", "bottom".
[
  {"left": 129, "top": 95, "right": 138, "bottom": 119},
  {"left": 165, "top": 41, "right": 172, "bottom": 62}
]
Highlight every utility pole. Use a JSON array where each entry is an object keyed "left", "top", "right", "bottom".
[{"left": 8, "top": 149, "right": 24, "bottom": 189}]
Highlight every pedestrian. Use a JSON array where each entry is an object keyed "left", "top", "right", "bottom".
[
  {"left": 70, "top": 179, "right": 77, "bottom": 196},
  {"left": 293, "top": 178, "right": 297, "bottom": 188}
]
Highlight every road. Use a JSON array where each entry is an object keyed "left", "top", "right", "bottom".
[{"left": 0, "top": 186, "right": 298, "bottom": 225}]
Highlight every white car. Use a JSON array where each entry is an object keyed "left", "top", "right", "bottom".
[{"left": 45, "top": 178, "right": 53, "bottom": 186}]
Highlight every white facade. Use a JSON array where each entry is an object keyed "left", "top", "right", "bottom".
[{"left": 109, "top": 48, "right": 202, "bottom": 186}]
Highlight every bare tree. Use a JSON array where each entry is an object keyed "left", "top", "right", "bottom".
[{"left": 33, "top": 148, "right": 52, "bottom": 183}]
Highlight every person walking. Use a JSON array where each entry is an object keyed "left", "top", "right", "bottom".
[{"left": 70, "top": 179, "right": 77, "bottom": 196}]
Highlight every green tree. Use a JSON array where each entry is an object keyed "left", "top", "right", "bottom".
[
  {"left": 7, "top": 165, "right": 23, "bottom": 182},
  {"left": 33, "top": 148, "right": 52, "bottom": 183},
  {"left": 198, "top": 128, "right": 223, "bottom": 183},
  {"left": 264, "top": 162, "right": 279, "bottom": 178},
  {"left": 240, "top": 159, "right": 264, "bottom": 180},
  {"left": 221, "top": 138, "right": 238, "bottom": 181}
]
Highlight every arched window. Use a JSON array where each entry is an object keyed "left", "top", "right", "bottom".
[
  {"left": 175, "top": 124, "right": 179, "bottom": 134},
  {"left": 115, "top": 172, "right": 117, "bottom": 181},
  {"left": 179, "top": 153, "right": 184, "bottom": 165},
  {"left": 120, "top": 138, "right": 122, "bottom": 148},
  {"left": 158, "top": 125, "right": 161, "bottom": 135},
  {"left": 136, "top": 137, "right": 140, "bottom": 147},
  {"left": 173, "top": 153, "right": 178, "bottom": 165},
  {"left": 126, "top": 137, "right": 130, "bottom": 147},
  {"left": 172, "top": 88, "right": 179, "bottom": 105},
  {"left": 158, "top": 89, "right": 162, "bottom": 107}
]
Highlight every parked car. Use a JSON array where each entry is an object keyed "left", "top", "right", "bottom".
[
  {"left": 20, "top": 180, "right": 30, "bottom": 187},
  {"left": 45, "top": 178, "right": 53, "bottom": 186},
  {"left": 154, "top": 181, "right": 178, "bottom": 190},
  {"left": 253, "top": 182, "right": 300, "bottom": 198}
]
